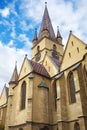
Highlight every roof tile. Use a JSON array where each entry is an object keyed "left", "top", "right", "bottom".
[{"left": 29, "top": 60, "right": 50, "bottom": 78}]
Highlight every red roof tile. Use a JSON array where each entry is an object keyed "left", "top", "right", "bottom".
[{"left": 29, "top": 60, "right": 50, "bottom": 78}]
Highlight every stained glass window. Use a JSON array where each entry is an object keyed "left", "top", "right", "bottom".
[
  {"left": 68, "top": 72, "right": 76, "bottom": 103},
  {"left": 21, "top": 81, "right": 26, "bottom": 110}
]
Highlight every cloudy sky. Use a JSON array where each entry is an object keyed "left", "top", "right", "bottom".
[{"left": 0, "top": 0, "right": 87, "bottom": 94}]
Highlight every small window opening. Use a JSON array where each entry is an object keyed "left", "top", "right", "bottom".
[
  {"left": 71, "top": 41, "right": 74, "bottom": 46},
  {"left": 69, "top": 52, "right": 71, "bottom": 57},
  {"left": 77, "top": 47, "right": 79, "bottom": 53}
]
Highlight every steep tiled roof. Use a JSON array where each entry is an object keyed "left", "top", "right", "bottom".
[
  {"left": 9, "top": 63, "right": 18, "bottom": 84},
  {"left": 50, "top": 56, "right": 61, "bottom": 69},
  {"left": 29, "top": 60, "right": 50, "bottom": 78},
  {"left": 57, "top": 27, "right": 62, "bottom": 39},
  {"left": 38, "top": 4, "right": 55, "bottom": 40}
]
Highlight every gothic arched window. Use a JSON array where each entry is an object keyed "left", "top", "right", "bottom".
[
  {"left": 53, "top": 81, "right": 57, "bottom": 111},
  {"left": 53, "top": 44, "right": 56, "bottom": 51},
  {"left": 21, "top": 81, "right": 26, "bottom": 110},
  {"left": 52, "top": 44, "right": 58, "bottom": 59},
  {"left": 36, "top": 46, "right": 41, "bottom": 62},
  {"left": 74, "top": 122, "right": 80, "bottom": 130},
  {"left": 68, "top": 72, "right": 76, "bottom": 103}
]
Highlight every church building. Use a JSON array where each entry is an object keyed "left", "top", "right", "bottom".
[{"left": 0, "top": 3, "right": 87, "bottom": 130}]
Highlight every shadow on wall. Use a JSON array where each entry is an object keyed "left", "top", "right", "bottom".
[{"left": 0, "top": 124, "right": 4, "bottom": 130}]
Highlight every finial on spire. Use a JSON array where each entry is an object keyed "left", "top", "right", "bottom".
[
  {"left": 25, "top": 54, "right": 27, "bottom": 57},
  {"left": 57, "top": 26, "right": 59, "bottom": 32},
  {"left": 70, "top": 30, "right": 72, "bottom": 34},
  {"left": 35, "top": 28, "right": 37, "bottom": 36},
  {"left": 15, "top": 61, "right": 17, "bottom": 67},
  {"left": 45, "top": 2, "right": 47, "bottom": 7}
]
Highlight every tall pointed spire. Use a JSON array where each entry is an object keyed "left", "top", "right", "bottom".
[
  {"left": 33, "top": 28, "right": 38, "bottom": 40},
  {"left": 57, "top": 26, "right": 62, "bottom": 39},
  {"left": 33, "top": 28, "right": 38, "bottom": 45},
  {"left": 38, "top": 2, "right": 55, "bottom": 40},
  {"left": 57, "top": 26, "right": 62, "bottom": 44},
  {"left": 9, "top": 61, "right": 18, "bottom": 84}
]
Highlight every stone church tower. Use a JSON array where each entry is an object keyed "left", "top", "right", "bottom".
[{"left": 4, "top": 3, "right": 87, "bottom": 130}]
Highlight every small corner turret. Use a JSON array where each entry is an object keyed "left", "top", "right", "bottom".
[
  {"left": 9, "top": 61, "right": 18, "bottom": 85},
  {"left": 56, "top": 26, "right": 62, "bottom": 44},
  {"left": 33, "top": 28, "right": 38, "bottom": 45}
]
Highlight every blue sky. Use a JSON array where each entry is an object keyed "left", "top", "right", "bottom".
[{"left": 0, "top": 0, "right": 87, "bottom": 93}]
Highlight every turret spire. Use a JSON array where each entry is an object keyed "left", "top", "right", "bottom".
[
  {"left": 38, "top": 2, "right": 55, "bottom": 40},
  {"left": 57, "top": 26, "right": 62, "bottom": 39},
  {"left": 9, "top": 61, "right": 18, "bottom": 84},
  {"left": 57, "top": 26, "right": 62, "bottom": 44},
  {"left": 34, "top": 28, "right": 38, "bottom": 40},
  {"left": 33, "top": 28, "right": 38, "bottom": 45}
]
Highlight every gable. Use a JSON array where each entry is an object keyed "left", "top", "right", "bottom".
[
  {"left": 19, "top": 57, "right": 33, "bottom": 80},
  {"left": 0, "top": 87, "right": 7, "bottom": 106},
  {"left": 60, "top": 33, "right": 87, "bottom": 71}
]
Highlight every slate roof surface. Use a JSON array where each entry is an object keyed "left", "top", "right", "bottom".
[
  {"left": 50, "top": 56, "right": 61, "bottom": 68},
  {"left": 9, "top": 64, "right": 18, "bottom": 84},
  {"left": 38, "top": 5, "right": 55, "bottom": 40},
  {"left": 29, "top": 60, "right": 50, "bottom": 78}
]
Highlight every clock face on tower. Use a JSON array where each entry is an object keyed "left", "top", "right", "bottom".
[{"left": 35, "top": 52, "right": 41, "bottom": 62}]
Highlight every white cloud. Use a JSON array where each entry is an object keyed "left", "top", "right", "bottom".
[
  {"left": 18, "top": 34, "right": 32, "bottom": 49},
  {"left": 8, "top": 40, "right": 14, "bottom": 47},
  {"left": 19, "top": 0, "right": 87, "bottom": 45},
  {"left": 0, "top": 41, "right": 30, "bottom": 94},
  {"left": 20, "top": 20, "right": 33, "bottom": 31},
  {"left": 0, "top": 7, "right": 10, "bottom": 18}
]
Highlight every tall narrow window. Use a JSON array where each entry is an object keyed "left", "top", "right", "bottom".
[
  {"left": 53, "top": 81, "right": 57, "bottom": 111},
  {"left": 77, "top": 47, "right": 79, "bottom": 53},
  {"left": 74, "top": 122, "right": 80, "bottom": 130},
  {"left": 71, "top": 41, "right": 74, "bottom": 46},
  {"left": 52, "top": 44, "right": 58, "bottom": 59},
  {"left": 68, "top": 72, "right": 76, "bottom": 103},
  {"left": 36, "top": 46, "right": 41, "bottom": 62},
  {"left": 21, "top": 81, "right": 26, "bottom": 110},
  {"left": 69, "top": 52, "right": 71, "bottom": 57}
]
